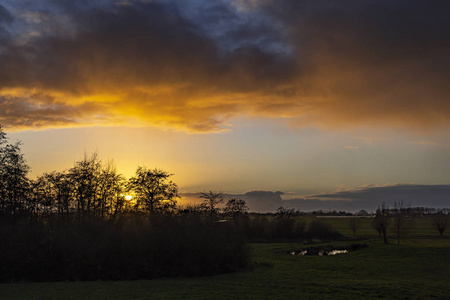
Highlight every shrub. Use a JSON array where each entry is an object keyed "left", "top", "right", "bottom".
[{"left": 305, "top": 219, "right": 341, "bottom": 240}]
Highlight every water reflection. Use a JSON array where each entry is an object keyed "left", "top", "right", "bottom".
[{"left": 290, "top": 249, "right": 348, "bottom": 256}]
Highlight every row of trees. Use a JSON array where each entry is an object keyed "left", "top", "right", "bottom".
[
  {"left": 2, "top": 156, "right": 180, "bottom": 222},
  {"left": 0, "top": 125, "right": 253, "bottom": 225},
  {"left": 366, "top": 202, "right": 448, "bottom": 244},
  {"left": 0, "top": 125, "right": 183, "bottom": 221}
]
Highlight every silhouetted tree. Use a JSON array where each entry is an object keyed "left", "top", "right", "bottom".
[
  {"left": 97, "top": 160, "right": 125, "bottom": 219},
  {"left": 32, "top": 173, "right": 57, "bottom": 220},
  {"left": 393, "top": 200, "right": 413, "bottom": 245},
  {"left": 224, "top": 198, "right": 248, "bottom": 225},
  {"left": 128, "top": 167, "right": 178, "bottom": 214},
  {"left": 68, "top": 153, "right": 102, "bottom": 220},
  {"left": 32, "top": 171, "right": 75, "bottom": 221},
  {"left": 275, "top": 207, "right": 296, "bottom": 218},
  {"left": 0, "top": 126, "right": 30, "bottom": 219},
  {"left": 305, "top": 218, "right": 339, "bottom": 240},
  {"left": 373, "top": 203, "right": 390, "bottom": 244},
  {"left": 198, "top": 190, "right": 223, "bottom": 221},
  {"left": 349, "top": 217, "right": 360, "bottom": 237},
  {"left": 274, "top": 207, "right": 297, "bottom": 238},
  {"left": 45, "top": 171, "right": 73, "bottom": 217},
  {"left": 432, "top": 214, "right": 449, "bottom": 237}
]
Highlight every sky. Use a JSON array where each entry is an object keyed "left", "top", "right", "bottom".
[{"left": 1, "top": 0, "right": 450, "bottom": 210}]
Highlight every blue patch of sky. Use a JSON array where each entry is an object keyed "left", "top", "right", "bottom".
[
  {"left": 1, "top": 0, "right": 78, "bottom": 44},
  {"left": 170, "top": 0, "right": 292, "bottom": 56}
]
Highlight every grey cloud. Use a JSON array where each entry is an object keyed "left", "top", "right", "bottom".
[
  {"left": 0, "top": 1, "right": 296, "bottom": 131},
  {"left": 0, "top": 5, "right": 12, "bottom": 45},
  {"left": 181, "top": 185, "right": 450, "bottom": 213},
  {"left": 0, "top": 95, "right": 110, "bottom": 128},
  {"left": 0, "top": 4, "right": 13, "bottom": 24},
  {"left": 285, "top": 184, "right": 450, "bottom": 212},
  {"left": 1, "top": 0, "right": 450, "bottom": 132}
]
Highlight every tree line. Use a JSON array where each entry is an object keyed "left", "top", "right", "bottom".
[
  {"left": 0, "top": 125, "right": 256, "bottom": 225},
  {"left": 0, "top": 131, "right": 178, "bottom": 222},
  {"left": 352, "top": 201, "right": 450, "bottom": 244}
]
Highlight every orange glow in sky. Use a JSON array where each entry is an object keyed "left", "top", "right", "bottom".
[{"left": 2, "top": 0, "right": 450, "bottom": 202}]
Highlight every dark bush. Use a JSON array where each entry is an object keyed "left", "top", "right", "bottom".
[
  {"left": 305, "top": 219, "right": 341, "bottom": 240},
  {"left": 243, "top": 213, "right": 306, "bottom": 241},
  {"left": 244, "top": 214, "right": 272, "bottom": 240},
  {"left": 0, "top": 215, "right": 249, "bottom": 282}
]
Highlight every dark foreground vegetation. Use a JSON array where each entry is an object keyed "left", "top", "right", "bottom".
[
  {"left": 0, "top": 215, "right": 249, "bottom": 282},
  {"left": 0, "top": 124, "right": 251, "bottom": 282},
  {"left": 2, "top": 238, "right": 449, "bottom": 299}
]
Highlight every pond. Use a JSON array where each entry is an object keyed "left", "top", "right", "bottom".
[
  {"left": 289, "top": 243, "right": 368, "bottom": 256},
  {"left": 290, "top": 249, "right": 348, "bottom": 256}
]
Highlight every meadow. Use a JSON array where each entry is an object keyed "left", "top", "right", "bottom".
[
  {"left": 316, "top": 216, "right": 442, "bottom": 238},
  {"left": 1, "top": 216, "right": 449, "bottom": 300}
]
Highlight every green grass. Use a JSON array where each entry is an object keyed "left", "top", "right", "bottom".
[
  {"left": 311, "top": 216, "right": 442, "bottom": 238},
  {"left": 1, "top": 237, "right": 449, "bottom": 299}
]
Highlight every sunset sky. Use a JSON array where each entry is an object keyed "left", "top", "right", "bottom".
[{"left": 1, "top": 0, "right": 449, "bottom": 204}]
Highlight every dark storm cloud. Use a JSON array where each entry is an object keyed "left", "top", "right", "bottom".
[
  {"left": 1, "top": 0, "right": 449, "bottom": 132},
  {"left": 285, "top": 184, "right": 450, "bottom": 212},
  {"left": 181, "top": 185, "right": 450, "bottom": 212},
  {"left": 260, "top": 0, "right": 450, "bottom": 129},
  {"left": 0, "top": 4, "right": 13, "bottom": 23},
  {"left": 0, "top": 4, "right": 12, "bottom": 45}
]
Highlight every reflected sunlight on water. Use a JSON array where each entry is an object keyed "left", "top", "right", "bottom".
[{"left": 290, "top": 249, "right": 348, "bottom": 256}]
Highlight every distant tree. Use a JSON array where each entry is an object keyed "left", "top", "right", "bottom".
[
  {"left": 392, "top": 200, "right": 413, "bottom": 245},
  {"left": 0, "top": 125, "right": 31, "bottom": 219},
  {"left": 223, "top": 198, "right": 248, "bottom": 225},
  {"left": 356, "top": 210, "right": 369, "bottom": 216},
  {"left": 128, "top": 167, "right": 178, "bottom": 214},
  {"left": 373, "top": 203, "right": 390, "bottom": 244},
  {"left": 349, "top": 217, "right": 360, "bottom": 237},
  {"left": 274, "top": 207, "right": 297, "bottom": 239},
  {"left": 275, "top": 207, "right": 297, "bottom": 219},
  {"left": 306, "top": 218, "right": 338, "bottom": 240},
  {"left": 178, "top": 204, "right": 204, "bottom": 216},
  {"left": 432, "top": 214, "right": 449, "bottom": 237},
  {"left": 198, "top": 190, "right": 223, "bottom": 221}
]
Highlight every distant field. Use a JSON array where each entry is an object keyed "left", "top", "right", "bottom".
[
  {"left": 1, "top": 237, "right": 449, "bottom": 299},
  {"left": 313, "top": 216, "right": 441, "bottom": 237}
]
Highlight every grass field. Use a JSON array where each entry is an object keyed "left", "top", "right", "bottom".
[
  {"left": 1, "top": 217, "right": 449, "bottom": 299},
  {"left": 315, "top": 216, "right": 442, "bottom": 238},
  {"left": 1, "top": 238, "right": 449, "bottom": 299}
]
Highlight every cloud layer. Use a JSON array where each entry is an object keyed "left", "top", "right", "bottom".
[
  {"left": 285, "top": 184, "right": 450, "bottom": 212},
  {"left": 181, "top": 185, "right": 450, "bottom": 212},
  {"left": 1, "top": 0, "right": 449, "bottom": 132}
]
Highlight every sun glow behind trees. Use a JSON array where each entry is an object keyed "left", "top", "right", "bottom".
[
  {"left": 0, "top": 125, "right": 181, "bottom": 219},
  {"left": 1, "top": 0, "right": 450, "bottom": 201}
]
